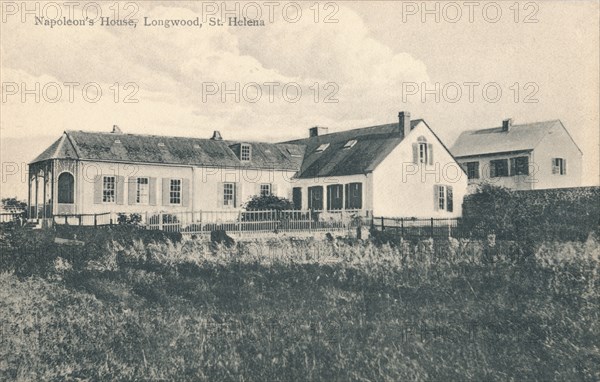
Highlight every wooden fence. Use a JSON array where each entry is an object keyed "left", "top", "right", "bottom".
[{"left": 372, "top": 217, "right": 463, "bottom": 239}]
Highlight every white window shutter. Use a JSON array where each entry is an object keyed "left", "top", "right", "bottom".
[
  {"left": 217, "top": 182, "right": 224, "bottom": 207},
  {"left": 433, "top": 185, "right": 439, "bottom": 211},
  {"left": 128, "top": 177, "right": 137, "bottom": 205},
  {"left": 427, "top": 143, "right": 433, "bottom": 165},
  {"left": 563, "top": 159, "right": 567, "bottom": 175},
  {"left": 94, "top": 175, "right": 102, "bottom": 204},
  {"left": 162, "top": 178, "right": 170, "bottom": 205},
  {"left": 552, "top": 159, "right": 558, "bottom": 174},
  {"left": 149, "top": 177, "right": 157, "bottom": 205},
  {"left": 412, "top": 143, "right": 419, "bottom": 164},
  {"left": 272, "top": 183, "right": 278, "bottom": 196},
  {"left": 116, "top": 176, "right": 125, "bottom": 205},
  {"left": 182, "top": 178, "right": 190, "bottom": 207}
]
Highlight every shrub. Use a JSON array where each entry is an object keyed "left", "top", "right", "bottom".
[{"left": 245, "top": 194, "right": 294, "bottom": 211}]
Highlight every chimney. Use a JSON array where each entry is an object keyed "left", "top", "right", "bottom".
[
  {"left": 309, "top": 126, "right": 329, "bottom": 137},
  {"left": 111, "top": 125, "right": 123, "bottom": 134},
  {"left": 211, "top": 130, "right": 223, "bottom": 140},
  {"left": 398, "top": 111, "right": 411, "bottom": 139},
  {"left": 502, "top": 118, "right": 512, "bottom": 132}
]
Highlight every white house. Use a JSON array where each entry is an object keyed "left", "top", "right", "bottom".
[
  {"left": 451, "top": 118, "right": 582, "bottom": 191},
  {"left": 27, "top": 112, "right": 468, "bottom": 221}
]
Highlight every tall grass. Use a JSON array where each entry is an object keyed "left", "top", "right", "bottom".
[{"left": 1, "top": 229, "right": 599, "bottom": 381}]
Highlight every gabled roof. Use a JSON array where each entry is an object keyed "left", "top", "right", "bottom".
[
  {"left": 451, "top": 119, "right": 582, "bottom": 158},
  {"left": 30, "top": 130, "right": 305, "bottom": 170},
  {"left": 284, "top": 120, "right": 423, "bottom": 178}
]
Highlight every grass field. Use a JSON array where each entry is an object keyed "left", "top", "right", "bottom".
[{"left": 1, "top": 227, "right": 599, "bottom": 381}]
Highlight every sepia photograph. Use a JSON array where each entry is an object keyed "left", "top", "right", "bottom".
[{"left": 1, "top": 1, "right": 599, "bottom": 380}]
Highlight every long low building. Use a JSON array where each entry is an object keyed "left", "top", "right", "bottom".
[{"left": 27, "top": 111, "right": 468, "bottom": 222}]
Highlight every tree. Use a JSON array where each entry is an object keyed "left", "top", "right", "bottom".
[
  {"left": 1, "top": 198, "right": 27, "bottom": 211},
  {"left": 245, "top": 195, "right": 294, "bottom": 211}
]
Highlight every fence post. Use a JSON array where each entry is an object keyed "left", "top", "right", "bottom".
[
  {"left": 401, "top": 217, "right": 404, "bottom": 238},
  {"left": 238, "top": 210, "right": 242, "bottom": 236},
  {"left": 94, "top": 214, "right": 97, "bottom": 227},
  {"left": 159, "top": 212, "right": 163, "bottom": 231},
  {"left": 381, "top": 216, "right": 385, "bottom": 232},
  {"left": 65, "top": 215, "right": 68, "bottom": 225},
  {"left": 79, "top": 215, "right": 82, "bottom": 226},
  {"left": 430, "top": 217, "right": 434, "bottom": 238}
]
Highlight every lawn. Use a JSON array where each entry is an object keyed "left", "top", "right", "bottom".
[{"left": 0, "top": 227, "right": 599, "bottom": 381}]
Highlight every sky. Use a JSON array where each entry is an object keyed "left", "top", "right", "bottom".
[{"left": 1, "top": 0, "right": 599, "bottom": 199}]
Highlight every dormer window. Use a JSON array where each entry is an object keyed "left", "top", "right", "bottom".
[
  {"left": 343, "top": 139, "right": 357, "bottom": 149},
  {"left": 240, "top": 143, "right": 251, "bottom": 161},
  {"left": 316, "top": 143, "right": 330, "bottom": 152}
]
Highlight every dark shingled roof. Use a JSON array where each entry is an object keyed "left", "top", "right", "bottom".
[
  {"left": 451, "top": 119, "right": 582, "bottom": 157},
  {"left": 284, "top": 120, "right": 423, "bottom": 178},
  {"left": 31, "top": 130, "right": 305, "bottom": 170}
]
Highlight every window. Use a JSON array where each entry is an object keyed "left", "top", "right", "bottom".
[
  {"left": 223, "top": 183, "right": 235, "bottom": 207},
  {"left": 316, "top": 143, "right": 330, "bottom": 152},
  {"left": 57, "top": 172, "right": 74, "bottom": 204},
  {"left": 136, "top": 177, "right": 149, "bottom": 204},
  {"left": 343, "top": 139, "right": 357, "bottom": 149},
  {"left": 413, "top": 137, "right": 432, "bottom": 165},
  {"left": 490, "top": 159, "right": 509, "bottom": 177},
  {"left": 435, "top": 185, "right": 453, "bottom": 212},
  {"left": 308, "top": 186, "right": 323, "bottom": 211},
  {"left": 345, "top": 183, "right": 363, "bottom": 210},
  {"left": 292, "top": 187, "right": 302, "bottom": 210},
  {"left": 552, "top": 158, "right": 566, "bottom": 175},
  {"left": 418, "top": 143, "right": 428, "bottom": 164},
  {"left": 510, "top": 156, "right": 529, "bottom": 176},
  {"left": 327, "top": 184, "right": 343, "bottom": 210},
  {"left": 102, "top": 176, "right": 116, "bottom": 203},
  {"left": 240, "top": 144, "right": 251, "bottom": 161},
  {"left": 260, "top": 183, "right": 272, "bottom": 197},
  {"left": 466, "top": 162, "right": 479, "bottom": 180},
  {"left": 169, "top": 179, "right": 181, "bottom": 205}
]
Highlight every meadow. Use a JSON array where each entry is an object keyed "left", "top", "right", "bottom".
[{"left": 1, "top": 225, "right": 599, "bottom": 381}]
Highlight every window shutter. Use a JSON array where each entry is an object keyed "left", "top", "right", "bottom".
[
  {"left": 344, "top": 184, "right": 349, "bottom": 209},
  {"left": 235, "top": 182, "right": 243, "bottom": 207},
  {"left": 128, "top": 177, "right": 137, "bottom": 205},
  {"left": 509, "top": 158, "right": 516, "bottom": 176},
  {"left": 447, "top": 186, "right": 453, "bottom": 212},
  {"left": 271, "top": 183, "right": 278, "bottom": 196},
  {"left": 563, "top": 159, "right": 567, "bottom": 175},
  {"left": 116, "top": 176, "right": 125, "bottom": 205},
  {"left": 551, "top": 159, "right": 558, "bottom": 174},
  {"left": 182, "top": 178, "right": 190, "bottom": 207},
  {"left": 490, "top": 161, "right": 497, "bottom": 178},
  {"left": 149, "top": 177, "right": 157, "bottom": 205},
  {"left": 94, "top": 175, "right": 102, "bottom": 204},
  {"left": 217, "top": 182, "right": 224, "bottom": 207},
  {"left": 355, "top": 183, "right": 363, "bottom": 209},
  {"left": 433, "top": 185, "right": 439, "bottom": 211},
  {"left": 427, "top": 143, "right": 433, "bottom": 165},
  {"left": 412, "top": 143, "right": 419, "bottom": 164},
  {"left": 255, "top": 182, "right": 260, "bottom": 197},
  {"left": 162, "top": 178, "right": 170, "bottom": 205}
]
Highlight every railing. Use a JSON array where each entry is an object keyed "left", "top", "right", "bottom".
[
  {"left": 53, "top": 212, "right": 113, "bottom": 226},
  {"left": 145, "top": 209, "right": 368, "bottom": 235},
  {"left": 0, "top": 212, "right": 25, "bottom": 223},
  {"left": 372, "top": 217, "right": 462, "bottom": 238}
]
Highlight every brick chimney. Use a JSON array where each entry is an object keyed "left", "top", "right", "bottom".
[
  {"left": 398, "top": 111, "right": 411, "bottom": 139},
  {"left": 211, "top": 130, "right": 223, "bottom": 140},
  {"left": 309, "top": 126, "right": 329, "bottom": 137},
  {"left": 502, "top": 118, "right": 513, "bottom": 132}
]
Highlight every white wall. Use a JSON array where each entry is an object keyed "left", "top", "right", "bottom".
[
  {"left": 531, "top": 123, "right": 582, "bottom": 189},
  {"left": 70, "top": 160, "right": 297, "bottom": 214},
  {"left": 289, "top": 173, "right": 373, "bottom": 213},
  {"left": 456, "top": 152, "right": 535, "bottom": 191},
  {"left": 372, "top": 122, "right": 468, "bottom": 218}
]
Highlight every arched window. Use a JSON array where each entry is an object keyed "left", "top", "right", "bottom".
[{"left": 57, "top": 172, "right": 74, "bottom": 204}]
